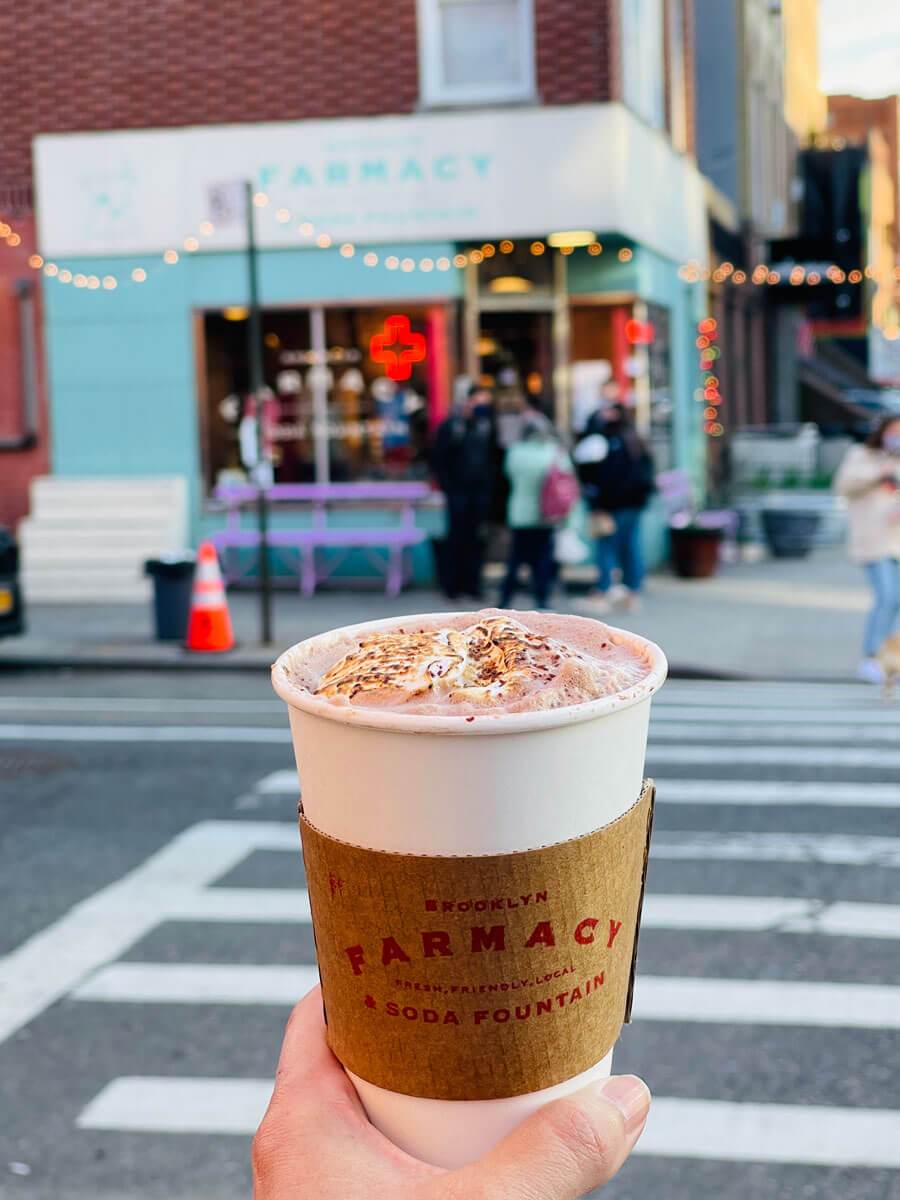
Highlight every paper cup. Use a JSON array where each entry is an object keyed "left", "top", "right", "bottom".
[{"left": 272, "top": 611, "right": 666, "bottom": 1168}]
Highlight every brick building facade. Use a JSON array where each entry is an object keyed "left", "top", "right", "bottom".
[
  {"left": 5, "top": 1, "right": 706, "bottom": 599},
  {"left": 0, "top": 0, "right": 687, "bottom": 189},
  {"left": 827, "top": 94, "right": 900, "bottom": 306},
  {"left": 1, "top": 1, "right": 698, "bottom": 534}
]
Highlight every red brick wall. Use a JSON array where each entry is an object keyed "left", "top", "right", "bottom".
[
  {"left": 0, "top": 0, "right": 423, "bottom": 188},
  {"left": 0, "top": 0, "right": 694, "bottom": 526},
  {"left": 0, "top": 1, "right": 637, "bottom": 189},
  {"left": 535, "top": 0, "right": 621, "bottom": 105},
  {"left": 828, "top": 94, "right": 900, "bottom": 239},
  {"left": 0, "top": 213, "right": 49, "bottom": 531}
]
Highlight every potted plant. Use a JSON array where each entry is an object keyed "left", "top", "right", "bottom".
[
  {"left": 760, "top": 509, "right": 821, "bottom": 557},
  {"left": 668, "top": 520, "right": 724, "bottom": 578}
]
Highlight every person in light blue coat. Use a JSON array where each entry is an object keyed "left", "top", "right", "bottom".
[{"left": 499, "top": 417, "right": 574, "bottom": 610}]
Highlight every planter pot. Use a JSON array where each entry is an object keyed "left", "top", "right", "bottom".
[
  {"left": 669, "top": 526, "right": 723, "bottom": 579},
  {"left": 760, "top": 509, "right": 821, "bottom": 558}
]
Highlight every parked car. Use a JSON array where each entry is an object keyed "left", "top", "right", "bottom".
[{"left": 0, "top": 525, "right": 25, "bottom": 637}]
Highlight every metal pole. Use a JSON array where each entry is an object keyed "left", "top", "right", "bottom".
[
  {"left": 310, "top": 306, "right": 330, "bottom": 484},
  {"left": 245, "top": 180, "right": 272, "bottom": 645}
]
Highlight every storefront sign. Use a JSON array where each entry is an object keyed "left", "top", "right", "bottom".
[{"left": 34, "top": 104, "right": 706, "bottom": 263}]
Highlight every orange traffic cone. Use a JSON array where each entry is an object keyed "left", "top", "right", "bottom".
[{"left": 185, "top": 542, "right": 234, "bottom": 652}]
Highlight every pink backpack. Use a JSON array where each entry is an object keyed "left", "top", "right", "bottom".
[{"left": 540, "top": 457, "right": 579, "bottom": 522}]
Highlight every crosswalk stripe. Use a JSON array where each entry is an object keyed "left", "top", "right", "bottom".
[
  {"left": 651, "top": 721, "right": 900, "bottom": 744},
  {"left": 160, "top": 884, "right": 900, "bottom": 940},
  {"left": 0, "top": 697, "right": 285, "bottom": 715},
  {"left": 72, "top": 963, "right": 320, "bottom": 1005},
  {"left": 74, "top": 1076, "right": 900, "bottom": 1167},
  {"left": 174, "top": 888, "right": 311, "bottom": 922},
  {"left": 656, "top": 779, "right": 900, "bottom": 806},
  {"left": 71, "top": 963, "right": 900, "bottom": 1028},
  {"left": 76, "top": 1077, "right": 271, "bottom": 1136},
  {"left": 633, "top": 975, "right": 900, "bottom": 1029},
  {"left": 637, "top": 1097, "right": 900, "bottom": 1168},
  {"left": 4, "top": 729, "right": 896, "bottom": 766},
  {"left": 253, "top": 770, "right": 900, "bottom": 808},
  {"left": 655, "top": 683, "right": 878, "bottom": 704},
  {"left": 642, "top": 895, "right": 900, "bottom": 938},
  {"left": 255, "top": 770, "right": 303, "bottom": 794},
  {"left": 651, "top": 704, "right": 900, "bottom": 724},
  {"left": 652, "top": 832, "right": 900, "bottom": 866},
  {"left": 649, "top": 744, "right": 900, "bottom": 767},
  {"left": 183, "top": 824, "right": 900, "bottom": 869},
  {"left": 0, "top": 821, "right": 300, "bottom": 1047},
  {"left": 0, "top": 724, "right": 289, "bottom": 744}
]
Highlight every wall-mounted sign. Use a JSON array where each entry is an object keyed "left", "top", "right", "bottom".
[{"left": 34, "top": 105, "right": 706, "bottom": 263}]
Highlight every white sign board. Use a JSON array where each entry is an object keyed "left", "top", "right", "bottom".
[{"left": 34, "top": 103, "right": 706, "bottom": 263}]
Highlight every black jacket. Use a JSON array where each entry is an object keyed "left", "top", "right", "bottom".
[
  {"left": 430, "top": 409, "right": 500, "bottom": 501},
  {"left": 576, "top": 417, "right": 655, "bottom": 512}
]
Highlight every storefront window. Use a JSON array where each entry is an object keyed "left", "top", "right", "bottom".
[{"left": 201, "top": 306, "right": 439, "bottom": 490}]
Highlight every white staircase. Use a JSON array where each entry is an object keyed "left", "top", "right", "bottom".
[{"left": 19, "top": 477, "right": 189, "bottom": 603}]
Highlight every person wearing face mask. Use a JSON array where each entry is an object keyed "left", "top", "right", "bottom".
[
  {"left": 430, "top": 384, "right": 500, "bottom": 600},
  {"left": 834, "top": 415, "right": 900, "bottom": 683},
  {"left": 576, "top": 398, "right": 655, "bottom": 613}
]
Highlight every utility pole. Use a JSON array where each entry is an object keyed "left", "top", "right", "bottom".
[{"left": 245, "top": 180, "right": 272, "bottom": 645}]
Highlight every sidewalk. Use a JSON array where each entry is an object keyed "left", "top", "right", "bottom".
[{"left": 0, "top": 548, "right": 873, "bottom": 680}]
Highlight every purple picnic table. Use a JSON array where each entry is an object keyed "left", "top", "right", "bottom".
[{"left": 210, "top": 482, "right": 436, "bottom": 597}]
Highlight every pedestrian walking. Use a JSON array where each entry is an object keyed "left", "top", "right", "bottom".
[
  {"left": 833, "top": 415, "right": 900, "bottom": 683},
  {"left": 430, "top": 384, "right": 499, "bottom": 600},
  {"left": 499, "top": 417, "right": 577, "bottom": 610},
  {"left": 576, "top": 401, "right": 655, "bottom": 612}
]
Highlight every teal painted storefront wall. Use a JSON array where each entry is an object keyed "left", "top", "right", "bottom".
[
  {"left": 43, "top": 241, "right": 461, "bottom": 557},
  {"left": 569, "top": 244, "right": 706, "bottom": 568},
  {"left": 45, "top": 240, "right": 460, "bottom": 484},
  {"left": 43, "top": 239, "right": 705, "bottom": 580}
]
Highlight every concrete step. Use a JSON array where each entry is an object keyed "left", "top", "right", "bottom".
[
  {"left": 18, "top": 530, "right": 182, "bottom": 558},
  {"left": 21, "top": 512, "right": 185, "bottom": 530},
  {"left": 21, "top": 476, "right": 189, "bottom": 604},
  {"left": 30, "top": 475, "right": 187, "bottom": 508}
]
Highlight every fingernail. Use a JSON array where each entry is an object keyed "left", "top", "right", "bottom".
[{"left": 597, "top": 1075, "right": 651, "bottom": 1135}]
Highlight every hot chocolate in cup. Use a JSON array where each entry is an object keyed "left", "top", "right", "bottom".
[{"left": 271, "top": 609, "right": 666, "bottom": 1168}]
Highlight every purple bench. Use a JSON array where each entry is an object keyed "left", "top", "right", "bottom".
[{"left": 211, "top": 483, "right": 433, "bottom": 597}]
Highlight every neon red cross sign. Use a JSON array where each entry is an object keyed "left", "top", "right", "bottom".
[{"left": 369, "top": 314, "right": 427, "bottom": 381}]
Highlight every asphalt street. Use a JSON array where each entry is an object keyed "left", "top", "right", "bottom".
[{"left": 0, "top": 668, "right": 898, "bottom": 1199}]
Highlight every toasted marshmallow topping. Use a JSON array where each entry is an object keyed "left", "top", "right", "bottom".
[{"left": 316, "top": 615, "right": 617, "bottom": 709}]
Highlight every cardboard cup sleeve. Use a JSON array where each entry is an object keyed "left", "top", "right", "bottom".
[{"left": 300, "top": 780, "right": 655, "bottom": 1101}]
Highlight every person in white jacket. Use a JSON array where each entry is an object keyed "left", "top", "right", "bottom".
[{"left": 833, "top": 416, "right": 900, "bottom": 682}]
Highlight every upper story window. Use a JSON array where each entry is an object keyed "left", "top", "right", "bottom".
[
  {"left": 417, "top": 0, "right": 537, "bottom": 107},
  {"left": 621, "top": 0, "right": 665, "bottom": 130}
]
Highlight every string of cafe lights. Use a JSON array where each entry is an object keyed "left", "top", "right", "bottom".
[{"left": 4, "top": 194, "right": 900, "bottom": 301}]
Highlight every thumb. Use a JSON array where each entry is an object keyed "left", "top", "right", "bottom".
[{"left": 447, "top": 1074, "right": 650, "bottom": 1200}]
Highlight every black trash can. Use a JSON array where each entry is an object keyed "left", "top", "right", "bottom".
[{"left": 144, "top": 556, "right": 196, "bottom": 641}]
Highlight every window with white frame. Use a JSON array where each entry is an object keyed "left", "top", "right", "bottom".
[
  {"left": 621, "top": 0, "right": 665, "bottom": 130},
  {"left": 417, "top": 0, "right": 536, "bottom": 107}
]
